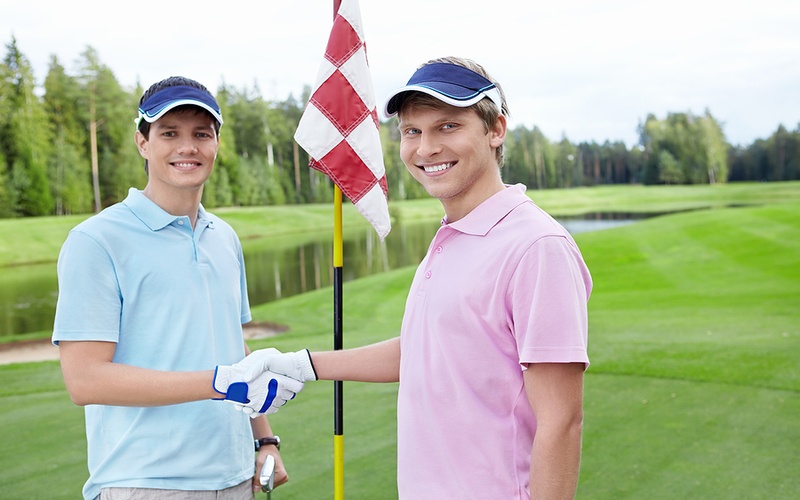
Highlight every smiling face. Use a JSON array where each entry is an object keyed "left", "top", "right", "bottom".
[
  {"left": 135, "top": 108, "right": 219, "bottom": 209},
  {"left": 398, "top": 101, "right": 507, "bottom": 221}
]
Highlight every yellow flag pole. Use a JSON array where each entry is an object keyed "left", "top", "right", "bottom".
[
  {"left": 331, "top": 2, "right": 344, "bottom": 497},
  {"left": 333, "top": 184, "right": 344, "bottom": 499}
]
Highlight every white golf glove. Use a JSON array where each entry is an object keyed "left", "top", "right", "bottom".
[
  {"left": 214, "top": 354, "right": 305, "bottom": 415},
  {"left": 241, "top": 348, "right": 318, "bottom": 383},
  {"left": 232, "top": 370, "right": 304, "bottom": 417}
]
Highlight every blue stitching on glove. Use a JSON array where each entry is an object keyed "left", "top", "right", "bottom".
[{"left": 259, "top": 378, "right": 279, "bottom": 413}]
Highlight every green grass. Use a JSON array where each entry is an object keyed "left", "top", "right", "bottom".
[
  {"left": 2, "top": 181, "right": 798, "bottom": 268},
  {"left": 1, "top": 183, "right": 798, "bottom": 498},
  {"left": 576, "top": 202, "right": 800, "bottom": 499}
]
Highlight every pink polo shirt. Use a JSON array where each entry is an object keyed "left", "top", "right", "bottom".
[{"left": 396, "top": 184, "right": 592, "bottom": 499}]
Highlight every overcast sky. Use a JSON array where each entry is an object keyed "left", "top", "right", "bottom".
[{"left": 4, "top": 0, "right": 799, "bottom": 147}]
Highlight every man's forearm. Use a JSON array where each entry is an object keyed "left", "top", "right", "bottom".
[
  {"left": 60, "top": 340, "right": 223, "bottom": 406},
  {"left": 525, "top": 362, "right": 585, "bottom": 499},
  {"left": 311, "top": 337, "right": 400, "bottom": 382},
  {"left": 529, "top": 425, "right": 582, "bottom": 499}
]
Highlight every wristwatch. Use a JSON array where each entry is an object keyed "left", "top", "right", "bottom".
[{"left": 255, "top": 436, "right": 281, "bottom": 451}]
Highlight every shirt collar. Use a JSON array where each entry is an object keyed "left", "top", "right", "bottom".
[
  {"left": 444, "top": 184, "right": 531, "bottom": 236},
  {"left": 122, "top": 188, "right": 206, "bottom": 231}
]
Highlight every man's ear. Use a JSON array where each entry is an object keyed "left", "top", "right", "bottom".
[
  {"left": 490, "top": 113, "right": 507, "bottom": 149},
  {"left": 134, "top": 130, "right": 149, "bottom": 159}
]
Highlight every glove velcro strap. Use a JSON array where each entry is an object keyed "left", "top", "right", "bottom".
[
  {"left": 226, "top": 382, "right": 250, "bottom": 404},
  {"left": 212, "top": 366, "right": 249, "bottom": 403}
]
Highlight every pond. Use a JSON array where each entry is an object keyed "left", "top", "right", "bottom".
[{"left": 0, "top": 214, "right": 636, "bottom": 338}]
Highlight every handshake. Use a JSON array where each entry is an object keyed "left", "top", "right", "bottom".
[{"left": 213, "top": 348, "right": 317, "bottom": 418}]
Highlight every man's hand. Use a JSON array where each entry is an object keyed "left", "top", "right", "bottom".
[
  {"left": 241, "top": 348, "right": 318, "bottom": 383},
  {"left": 232, "top": 370, "right": 303, "bottom": 417},
  {"left": 214, "top": 353, "right": 306, "bottom": 415}
]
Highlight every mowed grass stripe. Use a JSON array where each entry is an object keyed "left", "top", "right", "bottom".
[
  {"left": 581, "top": 374, "right": 800, "bottom": 498},
  {"left": 582, "top": 202, "right": 800, "bottom": 392}
]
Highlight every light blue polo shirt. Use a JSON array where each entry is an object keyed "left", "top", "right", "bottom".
[{"left": 53, "top": 188, "right": 254, "bottom": 500}]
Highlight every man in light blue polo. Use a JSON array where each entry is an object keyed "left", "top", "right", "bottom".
[{"left": 53, "top": 76, "right": 302, "bottom": 500}]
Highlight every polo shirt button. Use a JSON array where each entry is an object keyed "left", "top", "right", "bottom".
[
  {"left": 177, "top": 220, "right": 184, "bottom": 225},
  {"left": 425, "top": 270, "right": 432, "bottom": 279},
  {"left": 435, "top": 246, "right": 443, "bottom": 253}
]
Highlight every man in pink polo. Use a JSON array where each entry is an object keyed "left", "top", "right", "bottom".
[{"left": 240, "top": 56, "right": 593, "bottom": 499}]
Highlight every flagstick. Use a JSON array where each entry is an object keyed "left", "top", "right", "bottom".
[
  {"left": 333, "top": 183, "right": 345, "bottom": 499},
  {"left": 330, "top": 3, "right": 345, "bottom": 497},
  {"left": 333, "top": 185, "right": 345, "bottom": 498}
]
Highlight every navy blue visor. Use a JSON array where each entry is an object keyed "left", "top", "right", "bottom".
[
  {"left": 136, "top": 85, "right": 223, "bottom": 128},
  {"left": 384, "top": 62, "right": 503, "bottom": 118}
]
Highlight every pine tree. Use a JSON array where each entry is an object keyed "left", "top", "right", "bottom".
[
  {"left": 44, "top": 56, "right": 93, "bottom": 214},
  {"left": 1, "top": 37, "right": 53, "bottom": 216}
]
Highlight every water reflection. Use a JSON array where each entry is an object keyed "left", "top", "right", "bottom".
[
  {"left": 0, "top": 263, "right": 59, "bottom": 337},
  {"left": 243, "top": 221, "right": 439, "bottom": 306},
  {"left": 1, "top": 215, "right": 635, "bottom": 337}
]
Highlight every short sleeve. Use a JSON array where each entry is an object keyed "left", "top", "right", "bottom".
[
  {"left": 511, "top": 235, "right": 591, "bottom": 367},
  {"left": 52, "top": 230, "right": 122, "bottom": 344}
]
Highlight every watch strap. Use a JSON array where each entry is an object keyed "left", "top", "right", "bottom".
[{"left": 255, "top": 436, "right": 280, "bottom": 451}]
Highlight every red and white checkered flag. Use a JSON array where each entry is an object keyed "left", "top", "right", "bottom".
[{"left": 294, "top": 0, "right": 391, "bottom": 240}]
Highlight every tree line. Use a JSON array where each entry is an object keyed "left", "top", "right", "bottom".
[{"left": 2, "top": 38, "right": 798, "bottom": 218}]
